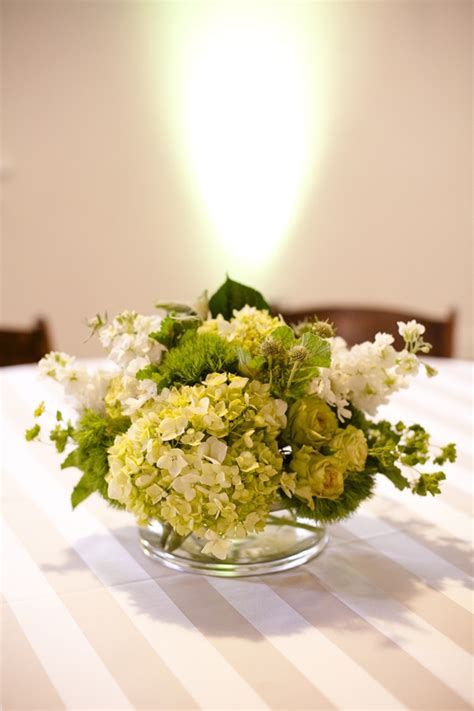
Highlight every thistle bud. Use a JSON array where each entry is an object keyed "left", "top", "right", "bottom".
[
  {"left": 312, "top": 321, "right": 335, "bottom": 339},
  {"left": 288, "top": 345, "right": 309, "bottom": 362},
  {"left": 260, "top": 337, "right": 283, "bottom": 357}
]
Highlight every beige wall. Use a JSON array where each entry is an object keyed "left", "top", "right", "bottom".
[{"left": 1, "top": 0, "right": 472, "bottom": 358}]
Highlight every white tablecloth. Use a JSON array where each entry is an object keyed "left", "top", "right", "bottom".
[{"left": 1, "top": 359, "right": 473, "bottom": 710}]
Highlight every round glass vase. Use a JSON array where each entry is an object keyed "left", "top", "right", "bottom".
[{"left": 138, "top": 509, "right": 328, "bottom": 577}]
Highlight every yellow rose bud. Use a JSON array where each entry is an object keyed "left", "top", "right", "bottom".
[
  {"left": 330, "top": 425, "right": 368, "bottom": 473},
  {"left": 287, "top": 396, "right": 338, "bottom": 448},
  {"left": 291, "top": 446, "right": 345, "bottom": 507}
]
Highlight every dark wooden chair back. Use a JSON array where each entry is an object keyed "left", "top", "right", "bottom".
[
  {"left": 0, "top": 318, "right": 52, "bottom": 367},
  {"left": 274, "top": 306, "right": 456, "bottom": 358}
]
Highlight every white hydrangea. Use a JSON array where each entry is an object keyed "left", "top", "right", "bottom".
[
  {"left": 102, "top": 355, "right": 162, "bottom": 418},
  {"left": 99, "top": 310, "right": 165, "bottom": 367}
]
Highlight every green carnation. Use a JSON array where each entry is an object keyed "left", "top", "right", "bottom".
[
  {"left": 290, "top": 446, "right": 345, "bottom": 507},
  {"left": 330, "top": 425, "right": 368, "bottom": 473},
  {"left": 287, "top": 396, "right": 338, "bottom": 448}
]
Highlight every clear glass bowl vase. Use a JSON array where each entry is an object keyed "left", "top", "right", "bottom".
[{"left": 138, "top": 509, "right": 328, "bottom": 577}]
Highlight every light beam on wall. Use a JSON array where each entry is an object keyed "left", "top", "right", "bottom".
[{"left": 167, "top": 3, "right": 327, "bottom": 267}]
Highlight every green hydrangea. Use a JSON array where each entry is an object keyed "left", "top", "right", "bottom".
[
  {"left": 107, "top": 373, "right": 287, "bottom": 559},
  {"left": 198, "top": 306, "right": 281, "bottom": 357}
]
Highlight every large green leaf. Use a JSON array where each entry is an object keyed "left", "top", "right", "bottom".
[
  {"left": 271, "top": 325, "right": 295, "bottom": 348},
  {"left": 299, "top": 332, "right": 331, "bottom": 367},
  {"left": 209, "top": 276, "right": 270, "bottom": 319}
]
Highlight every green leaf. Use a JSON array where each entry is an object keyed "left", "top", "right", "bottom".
[
  {"left": 287, "top": 357, "right": 321, "bottom": 398},
  {"left": 236, "top": 347, "right": 265, "bottom": 378},
  {"left": 375, "top": 460, "right": 410, "bottom": 490},
  {"left": 271, "top": 325, "right": 295, "bottom": 348},
  {"left": 50, "top": 422, "right": 74, "bottom": 453},
  {"left": 154, "top": 301, "right": 196, "bottom": 314},
  {"left": 149, "top": 314, "right": 199, "bottom": 349},
  {"left": 298, "top": 333, "right": 331, "bottom": 367},
  {"left": 34, "top": 401, "right": 45, "bottom": 417},
  {"left": 71, "top": 472, "right": 96, "bottom": 509},
  {"left": 136, "top": 363, "right": 165, "bottom": 386},
  {"left": 25, "top": 424, "right": 41, "bottom": 441},
  {"left": 424, "top": 363, "right": 438, "bottom": 378},
  {"left": 209, "top": 276, "right": 270, "bottom": 319},
  {"left": 61, "top": 448, "right": 81, "bottom": 470}
]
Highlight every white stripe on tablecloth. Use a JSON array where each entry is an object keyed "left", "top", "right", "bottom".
[
  {"left": 397, "top": 387, "right": 473, "bottom": 436},
  {"left": 208, "top": 578, "right": 406, "bottom": 711},
  {"left": 377, "top": 477, "right": 472, "bottom": 542},
  {"left": 1, "top": 520, "right": 133, "bottom": 710},
  {"left": 339, "top": 512, "right": 473, "bottom": 613},
  {"left": 308, "top": 553, "right": 473, "bottom": 706},
  {"left": 1, "top": 421, "right": 268, "bottom": 711}
]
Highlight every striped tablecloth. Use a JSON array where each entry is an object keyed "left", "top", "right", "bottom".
[{"left": 1, "top": 359, "right": 472, "bottom": 710}]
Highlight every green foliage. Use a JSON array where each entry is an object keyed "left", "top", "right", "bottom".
[
  {"left": 284, "top": 470, "right": 376, "bottom": 523},
  {"left": 144, "top": 332, "right": 240, "bottom": 390},
  {"left": 398, "top": 424, "right": 430, "bottom": 466},
  {"left": 25, "top": 423, "right": 41, "bottom": 441},
  {"left": 412, "top": 471, "right": 446, "bottom": 496},
  {"left": 135, "top": 363, "right": 162, "bottom": 384},
  {"left": 271, "top": 325, "right": 295, "bottom": 348},
  {"left": 236, "top": 348, "right": 266, "bottom": 379},
  {"left": 424, "top": 363, "right": 438, "bottom": 378},
  {"left": 434, "top": 443, "right": 457, "bottom": 465},
  {"left": 298, "top": 332, "right": 331, "bottom": 367},
  {"left": 149, "top": 313, "right": 200, "bottom": 349},
  {"left": 50, "top": 421, "right": 75, "bottom": 453},
  {"left": 154, "top": 301, "right": 197, "bottom": 314},
  {"left": 61, "top": 410, "right": 131, "bottom": 509},
  {"left": 209, "top": 276, "right": 270, "bottom": 319},
  {"left": 365, "top": 417, "right": 455, "bottom": 497},
  {"left": 34, "top": 401, "right": 45, "bottom": 417},
  {"left": 262, "top": 326, "right": 331, "bottom": 400}
]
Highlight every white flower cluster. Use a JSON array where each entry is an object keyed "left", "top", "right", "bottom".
[
  {"left": 39, "top": 352, "right": 113, "bottom": 413},
  {"left": 96, "top": 310, "right": 166, "bottom": 416},
  {"left": 99, "top": 310, "right": 164, "bottom": 368},
  {"left": 310, "top": 322, "right": 426, "bottom": 419}
]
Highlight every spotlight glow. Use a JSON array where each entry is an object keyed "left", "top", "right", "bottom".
[{"left": 167, "top": 3, "right": 327, "bottom": 266}]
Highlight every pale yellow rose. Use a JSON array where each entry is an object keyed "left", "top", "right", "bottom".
[
  {"left": 290, "top": 446, "right": 345, "bottom": 507},
  {"left": 330, "top": 425, "right": 368, "bottom": 473},
  {"left": 287, "top": 396, "right": 338, "bottom": 448}
]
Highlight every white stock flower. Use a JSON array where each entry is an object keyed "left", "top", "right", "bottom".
[{"left": 397, "top": 320, "right": 425, "bottom": 342}]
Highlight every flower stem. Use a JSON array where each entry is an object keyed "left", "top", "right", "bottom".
[{"left": 266, "top": 515, "right": 322, "bottom": 534}]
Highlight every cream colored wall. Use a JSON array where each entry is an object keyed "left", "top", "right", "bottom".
[{"left": 1, "top": 1, "right": 472, "bottom": 358}]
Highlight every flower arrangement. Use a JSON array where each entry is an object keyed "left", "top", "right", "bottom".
[{"left": 27, "top": 278, "right": 456, "bottom": 561}]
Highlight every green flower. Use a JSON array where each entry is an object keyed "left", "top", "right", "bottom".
[
  {"left": 330, "top": 425, "right": 368, "bottom": 473},
  {"left": 290, "top": 446, "right": 345, "bottom": 507},
  {"left": 287, "top": 396, "right": 338, "bottom": 448}
]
